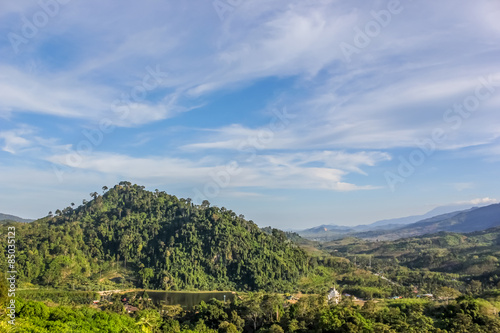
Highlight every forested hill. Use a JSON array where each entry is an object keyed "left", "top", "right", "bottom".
[{"left": 0, "top": 183, "right": 308, "bottom": 291}]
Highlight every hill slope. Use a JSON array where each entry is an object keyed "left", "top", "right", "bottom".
[
  {"left": 323, "top": 226, "right": 500, "bottom": 278},
  {"left": 0, "top": 183, "right": 308, "bottom": 292}
]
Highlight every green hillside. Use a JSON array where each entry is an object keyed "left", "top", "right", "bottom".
[
  {"left": 322, "top": 227, "right": 500, "bottom": 292},
  {"left": 0, "top": 182, "right": 308, "bottom": 292}
]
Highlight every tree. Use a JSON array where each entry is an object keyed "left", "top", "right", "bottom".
[
  {"left": 436, "top": 286, "right": 460, "bottom": 304},
  {"left": 162, "top": 319, "right": 181, "bottom": 333},
  {"left": 119, "top": 181, "right": 132, "bottom": 187},
  {"left": 320, "top": 306, "right": 373, "bottom": 332},
  {"left": 287, "top": 319, "right": 300, "bottom": 332},
  {"left": 140, "top": 268, "right": 155, "bottom": 289},
  {"left": 268, "top": 324, "right": 285, "bottom": 333},
  {"left": 261, "top": 294, "right": 283, "bottom": 323},
  {"left": 218, "top": 321, "right": 238, "bottom": 333},
  {"left": 196, "top": 299, "right": 228, "bottom": 329},
  {"left": 467, "top": 280, "right": 482, "bottom": 295},
  {"left": 135, "top": 309, "right": 162, "bottom": 333},
  {"left": 243, "top": 293, "right": 264, "bottom": 331},
  {"left": 18, "top": 301, "right": 50, "bottom": 320},
  {"left": 228, "top": 310, "right": 245, "bottom": 331}
]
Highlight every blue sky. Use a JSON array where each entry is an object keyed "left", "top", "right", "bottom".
[{"left": 1, "top": 0, "right": 499, "bottom": 228}]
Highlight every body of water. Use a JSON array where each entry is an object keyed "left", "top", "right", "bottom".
[{"left": 146, "top": 291, "right": 236, "bottom": 308}]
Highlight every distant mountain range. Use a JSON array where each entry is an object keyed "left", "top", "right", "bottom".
[
  {"left": 365, "top": 203, "right": 481, "bottom": 228},
  {"left": 0, "top": 213, "right": 33, "bottom": 223},
  {"left": 299, "top": 203, "right": 500, "bottom": 241},
  {"left": 384, "top": 203, "right": 500, "bottom": 238},
  {"left": 299, "top": 224, "right": 353, "bottom": 234}
]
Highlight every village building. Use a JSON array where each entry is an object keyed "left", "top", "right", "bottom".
[
  {"left": 124, "top": 304, "right": 139, "bottom": 314},
  {"left": 327, "top": 287, "right": 341, "bottom": 304}
]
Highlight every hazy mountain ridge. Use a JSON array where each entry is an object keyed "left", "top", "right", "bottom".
[
  {"left": 357, "top": 203, "right": 500, "bottom": 241},
  {"left": 0, "top": 212, "right": 33, "bottom": 223},
  {"left": 300, "top": 224, "right": 354, "bottom": 234},
  {"left": 300, "top": 203, "right": 500, "bottom": 241},
  {"left": 401, "top": 203, "right": 500, "bottom": 233},
  {"left": 366, "top": 203, "right": 480, "bottom": 228}
]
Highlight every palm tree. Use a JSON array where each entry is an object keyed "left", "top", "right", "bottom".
[{"left": 135, "top": 309, "right": 161, "bottom": 332}]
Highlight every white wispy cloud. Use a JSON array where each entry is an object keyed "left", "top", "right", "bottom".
[
  {"left": 2, "top": 0, "right": 499, "bottom": 139},
  {"left": 1, "top": 0, "right": 499, "bottom": 224},
  {"left": 455, "top": 197, "right": 499, "bottom": 206},
  {"left": 0, "top": 125, "right": 71, "bottom": 155},
  {"left": 0, "top": 127, "right": 33, "bottom": 154},
  {"left": 46, "top": 148, "right": 386, "bottom": 191},
  {"left": 0, "top": 65, "right": 187, "bottom": 127}
]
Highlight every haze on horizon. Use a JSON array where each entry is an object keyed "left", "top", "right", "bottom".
[{"left": 0, "top": 0, "right": 499, "bottom": 229}]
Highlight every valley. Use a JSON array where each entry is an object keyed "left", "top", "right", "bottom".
[{"left": 2, "top": 183, "right": 500, "bottom": 332}]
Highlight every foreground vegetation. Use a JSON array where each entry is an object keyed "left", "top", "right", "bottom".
[{"left": 2, "top": 289, "right": 500, "bottom": 332}]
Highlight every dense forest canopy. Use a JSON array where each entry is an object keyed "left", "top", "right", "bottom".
[{"left": 0, "top": 182, "right": 309, "bottom": 292}]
